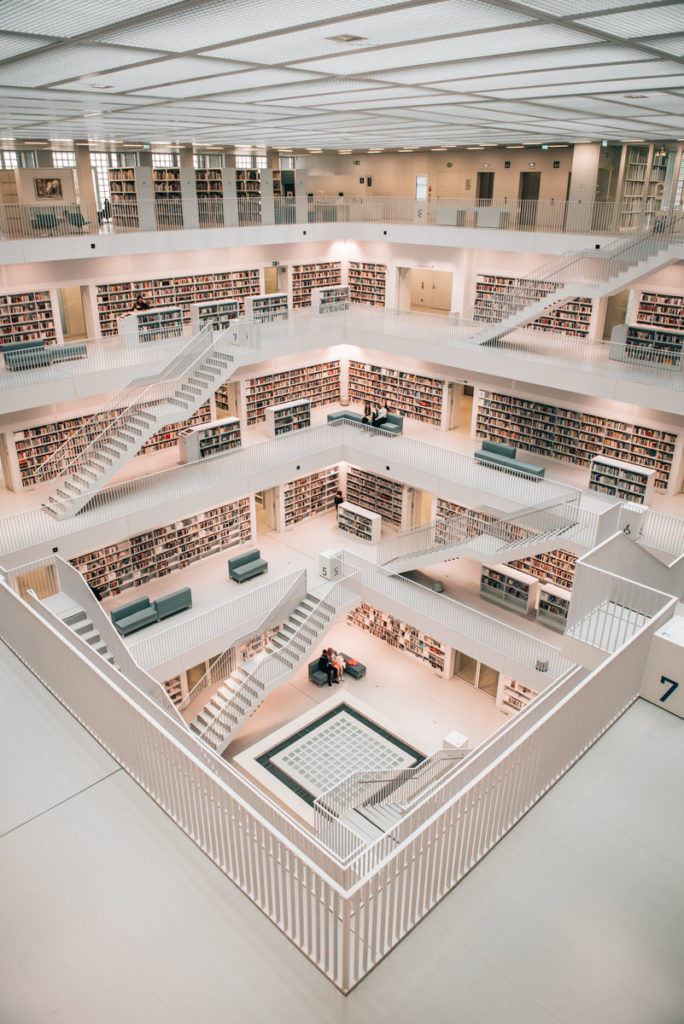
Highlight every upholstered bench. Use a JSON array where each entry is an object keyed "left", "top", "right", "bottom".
[
  {"left": 4, "top": 346, "right": 52, "bottom": 371},
  {"left": 154, "top": 587, "right": 192, "bottom": 620},
  {"left": 338, "top": 653, "right": 367, "bottom": 679},
  {"left": 229, "top": 548, "right": 268, "bottom": 583},
  {"left": 308, "top": 655, "right": 367, "bottom": 685},
  {"left": 51, "top": 343, "right": 87, "bottom": 363},
  {"left": 327, "top": 410, "right": 364, "bottom": 425},
  {"left": 111, "top": 596, "right": 158, "bottom": 636},
  {"left": 327, "top": 409, "right": 403, "bottom": 434},
  {"left": 308, "top": 660, "right": 329, "bottom": 686},
  {"left": 474, "top": 439, "right": 545, "bottom": 478}
]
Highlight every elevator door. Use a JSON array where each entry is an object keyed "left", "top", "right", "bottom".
[
  {"left": 518, "top": 171, "right": 541, "bottom": 228},
  {"left": 409, "top": 269, "right": 452, "bottom": 311}
]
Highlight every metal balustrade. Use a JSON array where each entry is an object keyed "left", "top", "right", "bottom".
[
  {"left": 2, "top": 195, "right": 683, "bottom": 243},
  {"left": 637, "top": 508, "right": 684, "bottom": 559},
  {"left": 565, "top": 562, "right": 672, "bottom": 652}
]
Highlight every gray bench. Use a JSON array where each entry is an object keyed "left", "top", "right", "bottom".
[
  {"left": 327, "top": 409, "right": 404, "bottom": 434},
  {"left": 228, "top": 548, "right": 268, "bottom": 583},
  {"left": 111, "top": 596, "right": 158, "bottom": 636},
  {"left": 51, "top": 343, "right": 87, "bottom": 363},
  {"left": 308, "top": 654, "right": 367, "bottom": 686},
  {"left": 154, "top": 587, "right": 192, "bottom": 620},
  {"left": 3, "top": 340, "right": 87, "bottom": 371},
  {"left": 474, "top": 439, "right": 545, "bottom": 478}
]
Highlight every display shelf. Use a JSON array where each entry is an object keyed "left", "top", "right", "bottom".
[
  {"left": 473, "top": 274, "right": 592, "bottom": 337},
  {"left": 265, "top": 399, "right": 311, "bottom": 437},
  {"left": 178, "top": 417, "right": 241, "bottom": 463},
  {"left": 476, "top": 389, "right": 678, "bottom": 491},
  {"left": 96, "top": 269, "right": 260, "bottom": 336},
  {"left": 611, "top": 323, "right": 683, "bottom": 368},
  {"left": 118, "top": 306, "right": 184, "bottom": 345},
  {"left": 273, "top": 467, "right": 339, "bottom": 530},
  {"left": 108, "top": 167, "right": 154, "bottom": 230},
  {"left": 536, "top": 584, "right": 571, "bottom": 633},
  {"left": 244, "top": 292, "right": 289, "bottom": 322},
  {"left": 230, "top": 361, "right": 341, "bottom": 425},
  {"left": 497, "top": 677, "right": 539, "bottom": 715},
  {"left": 0, "top": 289, "right": 57, "bottom": 347},
  {"left": 588, "top": 455, "right": 656, "bottom": 505},
  {"left": 480, "top": 564, "right": 539, "bottom": 616},
  {"left": 348, "top": 261, "right": 386, "bottom": 306},
  {"left": 635, "top": 290, "right": 684, "bottom": 331},
  {"left": 347, "top": 602, "right": 447, "bottom": 673},
  {"left": 70, "top": 496, "right": 252, "bottom": 598},
  {"left": 348, "top": 360, "right": 455, "bottom": 427},
  {"left": 337, "top": 501, "right": 381, "bottom": 543},
  {"left": 291, "top": 262, "right": 342, "bottom": 309},
  {"left": 189, "top": 298, "right": 240, "bottom": 332},
  {"left": 311, "top": 285, "right": 350, "bottom": 314},
  {"left": 346, "top": 467, "right": 404, "bottom": 526},
  {"left": 11, "top": 401, "right": 211, "bottom": 489}
]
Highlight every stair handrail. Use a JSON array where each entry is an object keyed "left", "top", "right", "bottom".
[
  {"left": 314, "top": 748, "right": 471, "bottom": 830},
  {"left": 179, "top": 568, "right": 308, "bottom": 713},
  {"left": 35, "top": 322, "right": 216, "bottom": 483},
  {"left": 195, "top": 566, "right": 361, "bottom": 746},
  {"left": 37, "top": 323, "right": 242, "bottom": 490}
]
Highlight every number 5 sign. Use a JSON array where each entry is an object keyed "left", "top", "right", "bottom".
[{"left": 640, "top": 616, "right": 684, "bottom": 719}]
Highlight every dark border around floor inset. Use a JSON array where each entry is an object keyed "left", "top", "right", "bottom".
[{"left": 256, "top": 703, "right": 425, "bottom": 807}]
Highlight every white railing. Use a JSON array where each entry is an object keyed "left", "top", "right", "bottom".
[
  {"left": 3, "top": 195, "right": 684, "bottom": 242},
  {"left": 637, "top": 508, "right": 684, "bottom": 559},
  {"left": 179, "top": 569, "right": 308, "bottom": 714},
  {"left": 565, "top": 561, "right": 671, "bottom": 652}
]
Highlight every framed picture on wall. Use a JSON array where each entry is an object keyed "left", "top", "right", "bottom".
[{"left": 34, "top": 177, "right": 63, "bottom": 199}]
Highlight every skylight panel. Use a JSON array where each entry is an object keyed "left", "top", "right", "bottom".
[
  {"left": 518, "top": 0, "right": 666, "bottom": 13},
  {"left": 138, "top": 68, "right": 325, "bottom": 99},
  {"left": 0, "top": 0, "right": 175, "bottom": 37},
  {"left": 576, "top": 3, "right": 684, "bottom": 37},
  {"left": 54, "top": 57, "right": 251, "bottom": 93},
  {"left": 640, "top": 33, "right": 684, "bottom": 56},
  {"left": 0, "top": 44, "right": 165, "bottom": 88}
]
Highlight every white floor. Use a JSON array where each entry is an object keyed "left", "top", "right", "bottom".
[{"left": 2, "top": 638, "right": 683, "bottom": 1023}]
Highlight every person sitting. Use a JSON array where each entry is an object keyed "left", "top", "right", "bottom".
[
  {"left": 372, "top": 403, "right": 389, "bottom": 428},
  {"left": 317, "top": 649, "right": 337, "bottom": 686},
  {"left": 330, "top": 650, "right": 346, "bottom": 682},
  {"left": 132, "top": 293, "right": 150, "bottom": 311},
  {"left": 362, "top": 396, "right": 373, "bottom": 423}
]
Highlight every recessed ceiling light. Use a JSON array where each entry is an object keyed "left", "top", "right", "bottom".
[
  {"left": 467, "top": 146, "right": 485, "bottom": 150},
  {"left": 548, "top": 144, "right": 568, "bottom": 148},
  {"left": 398, "top": 148, "right": 415, "bottom": 152},
  {"left": 367, "top": 148, "right": 383, "bottom": 153},
  {"left": 430, "top": 147, "right": 447, "bottom": 151},
  {"left": 91, "top": 82, "right": 113, "bottom": 89},
  {"left": 83, "top": 113, "right": 101, "bottom": 118},
  {"left": 338, "top": 149, "right": 352, "bottom": 153},
  {"left": 622, "top": 138, "right": 646, "bottom": 142},
  {"left": 505, "top": 145, "right": 525, "bottom": 149},
  {"left": 624, "top": 94, "right": 646, "bottom": 99},
  {"left": 308, "top": 148, "right": 323, "bottom": 152},
  {"left": 327, "top": 33, "right": 367, "bottom": 43}
]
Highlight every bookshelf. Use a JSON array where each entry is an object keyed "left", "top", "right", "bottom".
[
  {"left": 291, "top": 262, "right": 342, "bottom": 309},
  {"left": 266, "top": 467, "right": 339, "bottom": 530},
  {"left": 265, "top": 399, "right": 311, "bottom": 437},
  {"left": 195, "top": 168, "right": 224, "bottom": 227},
  {"left": 236, "top": 168, "right": 261, "bottom": 199},
  {"left": 536, "top": 584, "right": 571, "bottom": 633},
  {"left": 480, "top": 564, "right": 539, "bottom": 616},
  {"left": 153, "top": 168, "right": 184, "bottom": 228},
  {"left": 0, "top": 290, "right": 57, "bottom": 347},
  {"left": 473, "top": 274, "right": 592, "bottom": 337},
  {"left": 588, "top": 455, "right": 656, "bottom": 505},
  {"left": 163, "top": 676, "right": 183, "bottom": 705},
  {"left": 346, "top": 467, "right": 405, "bottom": 526},
  {"left": 96, "top": 269, "right": 260, "bottom": 335},
  {"left": 221, "top": 361, "right": 341, "bottom": 425},
  {"left": 244, "top": 292, "right": 289, "bottom": 322},
  {"left": 118, "top": 306, "right": 184, "bottom": 346},
  {"left": 348, "top": 261, "right": 386, "bottom": 306},
  {"left": 9, "top": 401, "right": 211, "bottom": 489},
  {"left": 620, "top": 145, "right": 650, "bottom": 230},
  {"left": 497, "top": 677, "right": 539, "bottom": 715},
  {"left": 347, "top": 602, "right": 448, "bottom": 673},
  {"left": 337, "top": 501, "right": 381, "bottom": 543},
  {"left": 508, "top": 549, "right": 577, "bottom": 590},
  {"left": 311, "top": 285, "right": 350, "bottom": 314},
  {"left": 635, "top": 290, "right": 684, "bottom": 331},
  {"left": 611, "top": 323, "right": 683, "bottom": 369},
  {"left": 190, "top": 298, "right": 240, "bottom": 332},
  {"left": 348, "top": 360, "right": 458, "bottom": 427},
  {"left": 178, "top": 417, "right": 241, "bottom": 463},
  {"left": 476, "top": 389, "right": 678, "bottom": 492},
  {"left": 70, "top": 496, "right": 253, "bottom": 598},
  {"left": 108, "top": 167, "right": 154, "bottom": 231}
]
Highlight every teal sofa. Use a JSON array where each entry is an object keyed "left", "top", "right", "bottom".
[
  {"left": 327, "top": 409, "right": 403, "bottom": 434},
  {"left": 474, "top": 439, "right": 545, "bottom": 478},
  {"left": 154, "top": 587, "right": 192, "bottom": 620},
  {"left": 229, "top": 549, "right": 268, "bottom": 583},
  {"left": 3, "top": 340, "right": 87, "bottom": 371},
  {"left": 111, "top": 596, "right": 159, "bottom": 636}
]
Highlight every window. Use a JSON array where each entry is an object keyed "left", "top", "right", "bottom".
[
  {"left": 0, "top": 151, "right": 18, "bottom": 169},
  {"left": 279, "top": 156, "right": 295, "bottom": 169},
  {"left": 90, "top": 151, "right": 118, "bottom": 207},
  {"left": 152, "top": 152, "right": 177, "bottom": 168},
  {"left": 117, "top": 151, "right": 139, "bottom": 167},
  {"left": 235, "top": 155, "right": 253, "bottom": 169},
  {"left": 194, "top": 153, "right": 224, "bottom": 169},
  {"left": 415, "top": 175, "right": 428, "bottom": 200},
  {"left": 255, "top": 156, "right": 267, "bottom": 169},
  {"left": 52, "top": 151, "right": 76, "bottom": 168}
]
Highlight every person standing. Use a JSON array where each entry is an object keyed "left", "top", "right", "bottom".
[{"left": 334, "top": 489, "right": 344, "bottom": 512}]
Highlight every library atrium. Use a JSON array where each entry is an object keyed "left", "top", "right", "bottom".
[{"left": 1, "top": 1, "right": 683, "bottom": 1019}]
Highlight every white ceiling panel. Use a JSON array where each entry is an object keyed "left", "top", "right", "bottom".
[
  {"left": 53, "top": 56, "right": 251, "bottom": 92},
  {"left": 138, "top": 67, "right": 325, "bottom": 99},
  {"left": 0, "top": 0, "right": 175, "bottom": 38},
  {"left": 576, "top": 4, "right": 684, "bottom": 38},
  {"left": 0, "top": 44, "right": 166, "bottom": 87},
  {"left": 480, "top": 75, "right": 684, "bottom": 98},
  {"left": 434, "top": 60, "right": 681, "bottom": 93},
  {"left": 517, "top": 0, "right": 665, "bottom": 11},
  {"left": 641, "top": 33, "right": 684, "bottom": 56}
]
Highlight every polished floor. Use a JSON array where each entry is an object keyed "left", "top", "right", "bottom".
[{"left": 1, "top": 639, "right": 682, "bottom": 1024}]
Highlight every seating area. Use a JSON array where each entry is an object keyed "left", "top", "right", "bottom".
[
  {"left": 327, "top": 409, "right": 404, "bottom": 434},
  {"left": 30, "top": 208, "right": 90, "bottom": 235},
  {"left": 474, "top": 438, "right": 546, "bottom": 478},
  {"left": 308, "top": 653, "right": 367, "bottom": 686},
  {"left": 228, "top": 548, "right": 269, "bottom": 583},
  {"left": 3, "top": 340, "right": 87, "bottom": 371},
  {"left": 111, "top": 587, "right": 192, "bottom": 636}
]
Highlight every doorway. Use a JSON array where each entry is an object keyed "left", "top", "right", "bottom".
[
  {"left": 57, "top": 286, "right": 87, "bottom": 341},
  {"left": 454, "top": 651, "right": 499, "bottom": 698},
  {"left": 409, "top": 268, "right": 453, "bottom": 313},
  {"left": 518, "top": 171, "right": 541, "bottom": 228},
  {"left": 263, "top": 266, "right": 280, "bottom": 294},
  {"left": 477, "top": 171, "right": 494, "bottom": 206},
  {"left": 603, "top": 290, "right": 630, "bottom": 340}
]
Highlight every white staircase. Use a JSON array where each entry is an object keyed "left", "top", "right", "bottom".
[
  {"left": 472, "top": 228, "right": 684, "bottom": 345},
  {"left": 190, "top": 583, "right": 358, "bottom": 754},
  {"left": 42, "top": 593, "right": 119, "bottom": 667},
  {"left": 38, "top": 324, "right": 245, "bottom": 519}
]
